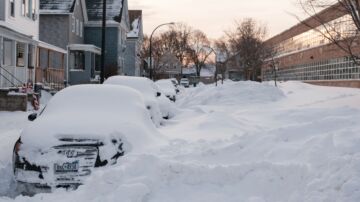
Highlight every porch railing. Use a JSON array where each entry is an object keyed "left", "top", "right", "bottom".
[
  {"left": 36, "top": 68, "right": 65, "bottom": 91},
  {"left": 0, "top": 65, "right": 27, "bottom": 88}
]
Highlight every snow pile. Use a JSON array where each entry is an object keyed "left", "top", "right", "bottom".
[
  {"left": 127, "top": 18, "right": 140, "bottom": 38},
  {"left": 155, "top": 79, "right": 177, "bottom": 97},
  {"left": 1, "top": 81, "right": 360, "bottom": 201},
  {"left": 178, "top": 80, "right": 285, "bottom": 107},
  {"left": 104, "top": 76, "right": 176, "bottom": 123}
]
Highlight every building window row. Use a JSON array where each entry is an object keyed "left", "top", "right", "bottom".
[
  {"left": 274, "top": 15, "right": 356, "bottom": 56},
  {"left": 263, "top": 57, "right": 360, "bottom": 81}
]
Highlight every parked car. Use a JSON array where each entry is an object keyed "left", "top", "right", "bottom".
[
  {"left": 180, "top": 78, "right": 190, "bottom": 88},
  {"left": 13, "top": 85, "right": 163, "bottom": 195},
  {"left": 104, "top": 76, "right": 174, "bottom": 122},
  {"left": 155, "top": 79, "right": 179, "bottom": 102}
]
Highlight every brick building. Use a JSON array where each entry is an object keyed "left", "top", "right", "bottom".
[{"left": 262, "top": 3, "right": 360, "bottom": 88}]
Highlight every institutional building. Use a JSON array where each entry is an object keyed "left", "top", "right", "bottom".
[{"left": 262, "top": 4, "right": 360, "bottom": 88}]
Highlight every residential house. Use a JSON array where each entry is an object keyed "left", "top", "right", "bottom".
[
  {"left": 155, "top": 52, "right": 182, "bottom": 80},
  {"left": 225, "top": 54, "right": 245, "bottom": 81},
  {"left": 85, "top": 0, "right": 130, "bottom": 77},
  {"left": 0, "top": 0, "right": 39, "bottom": 88},
  {"left": 39, "top": 0, "right": 101, "bottom": 86},
  {"left": 124, "top": 10, "right": 143, "bottom": 77}
]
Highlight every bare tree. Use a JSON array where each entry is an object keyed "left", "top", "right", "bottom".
[
  {"left": 297, "top": 0, "right": 360, "bottom": 63},
  {"left": 226, "top": 18, "right": 268, "bottom": 81},
  {"left": 187, "top": 30, "right": 212, "bottom": 77},
  {"left": 213, "top": 38, "right": 231, "bottom": 84}
]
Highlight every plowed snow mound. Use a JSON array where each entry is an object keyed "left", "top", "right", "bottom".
[{"left": 178, "top": 81, "right": 285, "bottom": 107}]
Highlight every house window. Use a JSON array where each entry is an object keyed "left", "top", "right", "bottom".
[
  {"left": 10, "top": 0, "right": 15, "bottom": 17},
  {"left": 71, "top": 17, "right": 75, "bottom": 33},
  {"left": 70, "top": 51, "right": 85, "bottom": 70},
  {"left": 76, "top": 19, "right": 79, "bottom": 35},
  {"left": 80, "top": 22, "right": 83, "bottom": 37},
  {"left": 16, "top": 43, "right": 26, "bottom": 67},
  {"left": 21, "top": 0, "right": 36, "bottom": 20},
  {"left": 31, "top": 0, "right": 36, "bottom": 20},
  {"left": 21, "top": 0, "right": 26, "bottom": 16},
  {"left": 3, "top": 39, "right": 13, "bottom": 66}
]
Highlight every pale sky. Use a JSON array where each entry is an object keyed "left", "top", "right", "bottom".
[{"left": 128, "top": 0, "right": 307, "bottom": 40}]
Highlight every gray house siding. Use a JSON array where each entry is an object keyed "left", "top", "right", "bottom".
[
  {"left": 124, "top": 40, "right": 135, "bottom": 76},
  {"left": 84, "top": 27, "right": 119, "bottom": 67},
  {"left": 39, "top": 15, "right": 70, "bottom": 49},
  {"left": 68, "top": 0, "right": 85, "bottom": 45},
  {"left": 0, "top": 1, "right": 5, "bottom": 21},
  {"left": 69, "top": 52, "right": 93, "bottom": 85}
]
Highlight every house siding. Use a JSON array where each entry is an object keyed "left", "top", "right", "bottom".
[
  {"left": 84, "top": 26, "right": 119, "bottom": 68},
  {"left": 124, "top": 40, "right": 136, "bottom": 76},
  {"left": 39, "top": 15, "right": 70, "bottom": 49},
  {"left": 68, "top": 0, "right": 85, "bottom": 45},
  {"left": 0, "top": 1, "right": 5, "bottom": 21},
  {"left": 69, "top": 52, "right": 93, "bottom": 85}
]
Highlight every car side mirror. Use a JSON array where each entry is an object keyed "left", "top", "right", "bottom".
[
  {"left": 28, "top": 113, "right": 38, "bottom": 121},
  {"left": 156, "top": 92, "right": 161, "bottom": 97}
]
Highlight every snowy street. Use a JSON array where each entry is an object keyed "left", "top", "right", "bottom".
[{"left": 1, "top": 81, "right": 360, "bottom": 202}]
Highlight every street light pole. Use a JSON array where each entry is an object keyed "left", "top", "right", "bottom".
[
  {"left": 149, "top": 22, "right": 175, "bottom": 80},
  {"left": 100, "top": 0, "right": 107, "bottom": 84}
]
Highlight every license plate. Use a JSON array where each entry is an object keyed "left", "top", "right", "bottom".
[{"left": 54, "top": 161, "right": 79, "bottom": 174}]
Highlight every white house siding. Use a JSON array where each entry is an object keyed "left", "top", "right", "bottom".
[{"left": 3, "top": 0, "right": 40, "bottom": 40}]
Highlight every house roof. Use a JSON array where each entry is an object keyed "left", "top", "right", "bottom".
[
  {"left": 127, "top": 10, "right": 142, "bottom": 38},
  {"left": 40, "top": 0, "right": 75, "bottom": 13},
  {"left": 86, "top": 0, "right": 124, "bottom": 22}
]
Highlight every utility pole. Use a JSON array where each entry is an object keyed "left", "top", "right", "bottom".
[{"left": 100, "top": 0, "right": 107, "bottom": 83}]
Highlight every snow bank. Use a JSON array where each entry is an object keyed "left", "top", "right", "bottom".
[
  {"left": 178, "top": 80, "right": 285, "bottom": 107},
  {"left": 1, "top": 81, "right": 360, "bottom": 201}
]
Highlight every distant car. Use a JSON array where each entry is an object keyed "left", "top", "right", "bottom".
[
  {"left": 13, "top": 85, "right": 162, "bottom": 195},
  {"left": 155, "top": 79, "right": 179, "bottom": 102},
  {"left": 180, "top": 78, "right": 190, "bottom": 88},
  {"left": 104, "top": 76, "right": 174, "bottom": 122}
]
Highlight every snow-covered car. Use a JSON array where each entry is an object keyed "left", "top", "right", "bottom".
[
  {"left": 170, "top": 78, "right": 179, "bottom": 87},
  {"left": 155, "top": 79, "right": 180, "bottom": 102},
  {"left": 104, "top": 76, "right": 174, "bottom": 122},
  {"left": 13, "top": 85, "right": 163, "bottom": 195},
  {"left": 180, "top": 78, "right": 190, "bottom": 88}
]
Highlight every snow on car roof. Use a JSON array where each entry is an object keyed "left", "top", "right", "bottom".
[
  {"left": 20, "top": 85, "right": 165, "bottom": 154},
  {"left": 104, "top": 76, "right": 159, "bottom": 98},
  {"left": 155, "top": 79, "right": 176, "bottom": 95}
]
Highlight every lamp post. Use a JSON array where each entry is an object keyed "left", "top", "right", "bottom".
[
  {"left": 149, "top": 22, "right": 175, "bottom": 80},
  {"left": 100, "top": 0, "right": 107, "bottom": 84}
]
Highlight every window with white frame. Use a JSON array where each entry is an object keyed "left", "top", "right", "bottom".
[
  {"left": 16, "top": 43, "right": 26, "bottom": 67},
  {"left": 76, "top": 19, "right": 79, "bottom": 36},
  {"left": 21, "top": 0, "right": 36, "bottom": 20},
  {"left": 72, "top": 16, "right": 76, "bottom": 33},
  {"left": 80, "top": 22, "right": 83, "bottom": 37},
  {"left": 21, "top": 0, "right": 26, "bottom": 16},
  {"left": 10, "top": 0, "right": 15, "bottom": 17},
  {"left": 3, "top": 39, "right": 13, "bottom": 66}
]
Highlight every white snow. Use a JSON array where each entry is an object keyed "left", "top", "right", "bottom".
[
  {"left": 127, "top": 18, "right": 140, "bottom": 38},
  {"left": 1, "top": 81, "right": 360, "bottom": 201}
]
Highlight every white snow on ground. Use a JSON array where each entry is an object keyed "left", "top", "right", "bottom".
[{"left": 1, "top": 81, "right": 360, "bottom": 201}]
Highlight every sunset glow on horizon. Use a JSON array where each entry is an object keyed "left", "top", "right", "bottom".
[{"left": 129, "top": 0, "right": 306, "bottom": 39}]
